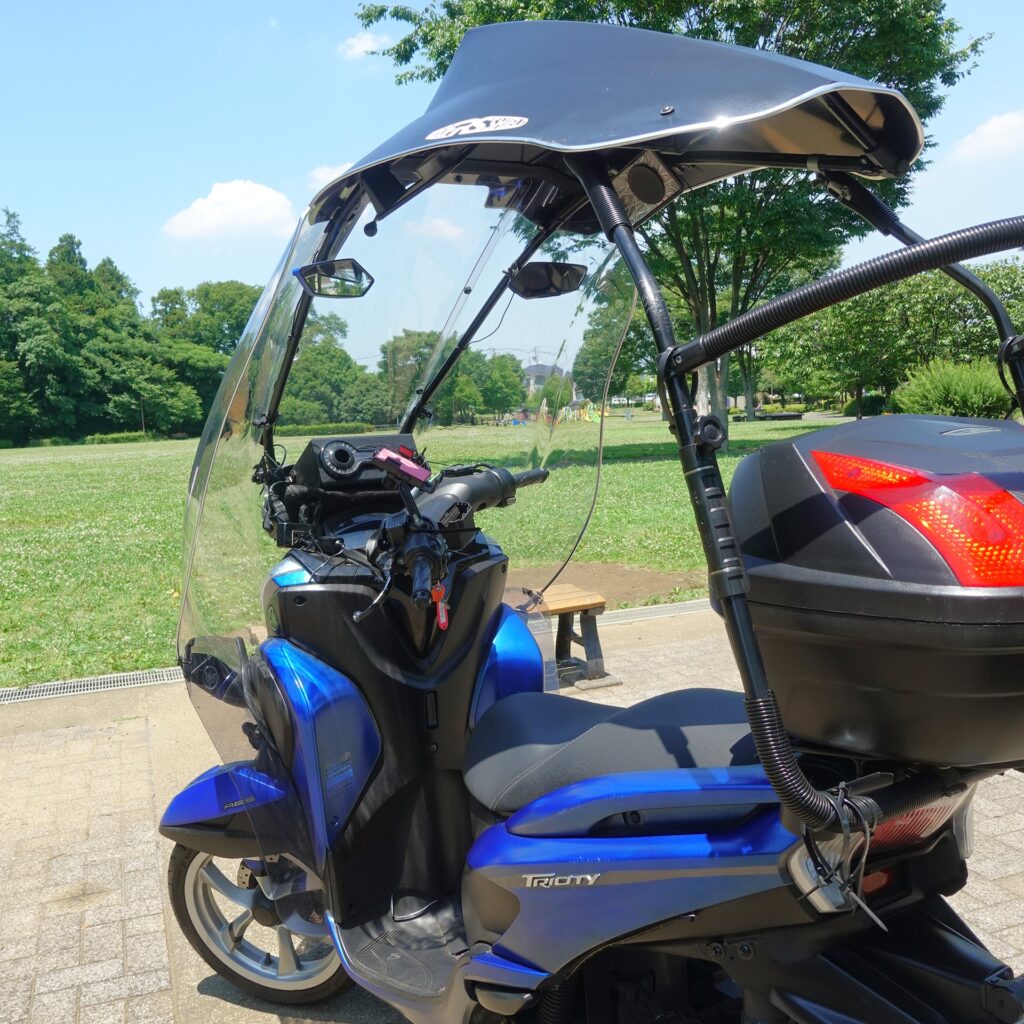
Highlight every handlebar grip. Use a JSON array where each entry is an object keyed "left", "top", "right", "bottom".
[
  {"left": 512, "top": 467, "right": 549, "bottom": 489},
  {"left": 408, "top": 553, "right": 433, "bottom": 610}
]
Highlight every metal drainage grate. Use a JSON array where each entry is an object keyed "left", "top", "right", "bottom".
[{"left": 0, "top": 666, "right": 183, "bottom": 705}]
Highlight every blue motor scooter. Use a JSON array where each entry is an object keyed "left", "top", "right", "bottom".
[{"left": 162, "top": 21, "right": 1024, "bottom": 1024}]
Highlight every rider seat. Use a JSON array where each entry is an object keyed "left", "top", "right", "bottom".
[{"left": 464, "top": 688, "right": 757, "bottom": 815}]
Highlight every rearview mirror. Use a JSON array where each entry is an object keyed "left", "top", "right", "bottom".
[
  {"left": 508, "top": 262, "right": 586, "bottom": 300},
  {"left": 294, "top": 258, "right": 373, "bottom": 298}
]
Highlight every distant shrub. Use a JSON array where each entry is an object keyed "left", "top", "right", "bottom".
[
  {"left": 84, "top": 431, "right": 165, "bottom": 445},
  {"left": 0, "top": 439, "right": 12, "bottom": 449},
  {"left": 274, "top": 422, "right": 372, "bottom": 437},
  {"left": 893, "top": 360, "right": 1011, "bottom": 420},
  {"left": 761, "top": 402, "right": 808, "bottom": 414},
  {"left": 27, "top": 436, "right": 75, "bottom": 447},
  {"left": 841, "top": 394, "right": 887, "bottom": 417}
]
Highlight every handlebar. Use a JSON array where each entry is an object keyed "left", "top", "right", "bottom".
[
  {"left": 416, "top": 464, "right": 550, "bottom": 522},
  {"left": 511, "top": 467, "right": 549, "bottom": 489},
  {"left": 364, "top": 463, "right": 552, "bottom": 621}
]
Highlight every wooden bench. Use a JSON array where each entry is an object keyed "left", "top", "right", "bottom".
[{"left": 543, "top": 583, "right": 607, "bottom": 683}]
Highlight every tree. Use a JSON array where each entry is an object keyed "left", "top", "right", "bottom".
[
  {"left": 151, "top": 280, "right": 262, "bottom": 353},
  {"left": 157, "top": 339, "right": 230, "bottom": 422},
  {"left": 45, "top": 233, "right": 92, "bottom": 305},
  {"left": 451, "top": 374, "right": 484, "bottom": 422},
  {"left": 277, "top": 310, "right": 392, "bottom": 426},
  {"left": 572, "top": 263, "right": 652, "bottom": 400},
  {"left": 758, "top": 260, "right": 1024, "bottom": 418},
  {"left": 0, "top": 266, "right": 83, "bottom": 438},
  {"left": 0, "top": 210, "right": 38, "bottom": 287},
  {"left": 282, "top": 322, "right": 360, "bottom": 421},
  {"left": 761, "top": 285, "right": 911, "bottom": 417},
  {"left": 359, "top": 1, "right": 982, "bottom": 434},
  {"left": 151, "top": 287, "right": 190, "bottom": 336},
  {"left": 892, "top": 262, "right": 1024, "bottom": 366},
  {"left": 0, "top": 359, "right": 33, "bottom": 444},
  {"left": 186, "top": 280, "right": 263, "bottom": 353},
  {"left": 481, "top": 353, "right": 525, "bottom": 414},
  {"left": 528, "top": 371, "right": 574, "bottom": 412},
  {"left": 625, "top": 373, "right": 657, "bottom": 403}
]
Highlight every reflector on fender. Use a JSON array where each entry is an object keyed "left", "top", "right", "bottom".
[{"left": 811, "top": 450, "right": 1024, "bottom": 587}]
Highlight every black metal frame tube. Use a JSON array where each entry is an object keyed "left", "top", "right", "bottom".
[
  {"left": 822, "top": 172, "right": 1017, "bottom": 341},
  {"left": 401, "top": 226, "right": 553, "bottom": 430}
]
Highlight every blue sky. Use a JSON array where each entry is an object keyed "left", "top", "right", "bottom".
[{"left": 2, "top": 1, "right": 1021, "bottom": 306}]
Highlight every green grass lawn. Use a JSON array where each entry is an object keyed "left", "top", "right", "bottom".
[{"left": 0, "top": 415, "right": 844, "bottom": 687}]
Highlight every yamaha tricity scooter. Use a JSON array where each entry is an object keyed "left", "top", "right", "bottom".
[{"left": 162, "top": 21, "right": 1024, "bottom": 1024}]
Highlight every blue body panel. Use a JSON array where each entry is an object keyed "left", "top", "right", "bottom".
[
  {"left": 261, "top": 638, "right": 382, "bottom": 865},
  {"left": 507, "top": 764, "right": 776, "bottom": 836},
  {"left": 467, "top": 766, "right": 797, "bottom": 973},
  {"left": 161, "top": 762, "right": 289, "bottom": 828},
  {"left": 268, "top": 555, "right": 312, "bottom": 589},
  {"left": 272, "top": 567, "right": 312, "bottom": 588},
  {"left": 470, "top": 604, "right": 545, "bottom": 726}
]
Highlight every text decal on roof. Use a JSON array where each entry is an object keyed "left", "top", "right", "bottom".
[{"left": 426, "top": 115, "right": 528, "bottom": 140}]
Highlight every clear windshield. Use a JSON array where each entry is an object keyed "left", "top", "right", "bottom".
[
  {"left": 178, "top": 179, "right": 634, "bottom": 739},
  {"left": 178, "top": 207, "right": 330, "bottom": 669}
]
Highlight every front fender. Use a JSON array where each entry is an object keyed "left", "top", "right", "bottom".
[{"left": 159, "top": 762, "right": 289, "bottom": 858}]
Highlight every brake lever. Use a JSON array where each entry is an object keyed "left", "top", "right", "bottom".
[{"left": 353, "top": 569, "right": 394, "bottom": 624}]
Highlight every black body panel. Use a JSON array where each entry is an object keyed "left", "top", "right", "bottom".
[
  {"left": 730, "top": 415, "right": 1024, "bottom": 767},
  {"left": 267, "top": 544, "right": 509, "bottom": 922}
]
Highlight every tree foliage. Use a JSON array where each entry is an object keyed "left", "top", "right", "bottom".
[
  {"left": 0, "top": 209, "right": 239, "bottom": 443},
  {"left": 757, "top": 262, "right": 1024, "bottom": 416}
]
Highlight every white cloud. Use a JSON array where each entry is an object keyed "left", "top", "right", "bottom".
[
  {"left": 405, "top": 216, "right": 465, "bottom": 241},
  {"left": 952, "top": 110, "right": 1024, "bottom": 162},
  {"left": 338, "top": 30, "right": 390, "bottom": 59},
  {"left": 268, "top": 17, "right": 278, "bottom": 29},
  {"left": 307, "top": 162, "right": 354, "bottom": 191},
  {"left": 163, "top": 180, "right": 296, "bottom": 239}
]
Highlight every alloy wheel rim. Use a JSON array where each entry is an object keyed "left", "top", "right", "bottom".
[{"left": 183, "top": 853, "right": 340, "bottom": 991}]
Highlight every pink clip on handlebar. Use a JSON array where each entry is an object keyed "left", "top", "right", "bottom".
[{"left": 372, "top": 448, "right": 432, "bottom": 490}]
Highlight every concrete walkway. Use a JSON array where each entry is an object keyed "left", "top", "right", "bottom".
[{"left": 2, "top": 605, "right": 1024, "bottom": 1023}]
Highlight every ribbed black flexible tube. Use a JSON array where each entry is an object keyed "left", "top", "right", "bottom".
[
  {"left": 676, "top": 216, "right": 1024, "bottom": 370},
  {"left": 744, "top": 693, "right": 837, "bottom": 829}
]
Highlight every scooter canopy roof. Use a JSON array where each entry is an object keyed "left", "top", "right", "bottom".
[{"left": 314, "top": 20, "right": 923, "bottom": 234}]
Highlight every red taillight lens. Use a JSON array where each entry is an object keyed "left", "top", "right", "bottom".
[
  {"left": 870, "top": 796, "right": 967, "bottom": 852},
  {"left": 812, "top": 450, "right": 1024, "bottom": 587}
]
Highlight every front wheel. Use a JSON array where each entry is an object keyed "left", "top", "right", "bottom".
[{"left": 167, "top": 844, "right": 352, "bottom": 1004}]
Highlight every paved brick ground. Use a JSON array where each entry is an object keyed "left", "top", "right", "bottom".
[
  {"left": 1, "top": 603, "right": 1023, "bottom": 1022},
  {"left": 0, "top": 717, "right": 172, "bottom": 1023}
]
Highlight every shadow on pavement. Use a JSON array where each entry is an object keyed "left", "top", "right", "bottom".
[{"left": 196, "top": 974, "right": 404, "bottom": 1023}]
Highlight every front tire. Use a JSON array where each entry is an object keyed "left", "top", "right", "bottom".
[{"left": 167, "top": 844, "right": 352, "bottom": 1005}]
